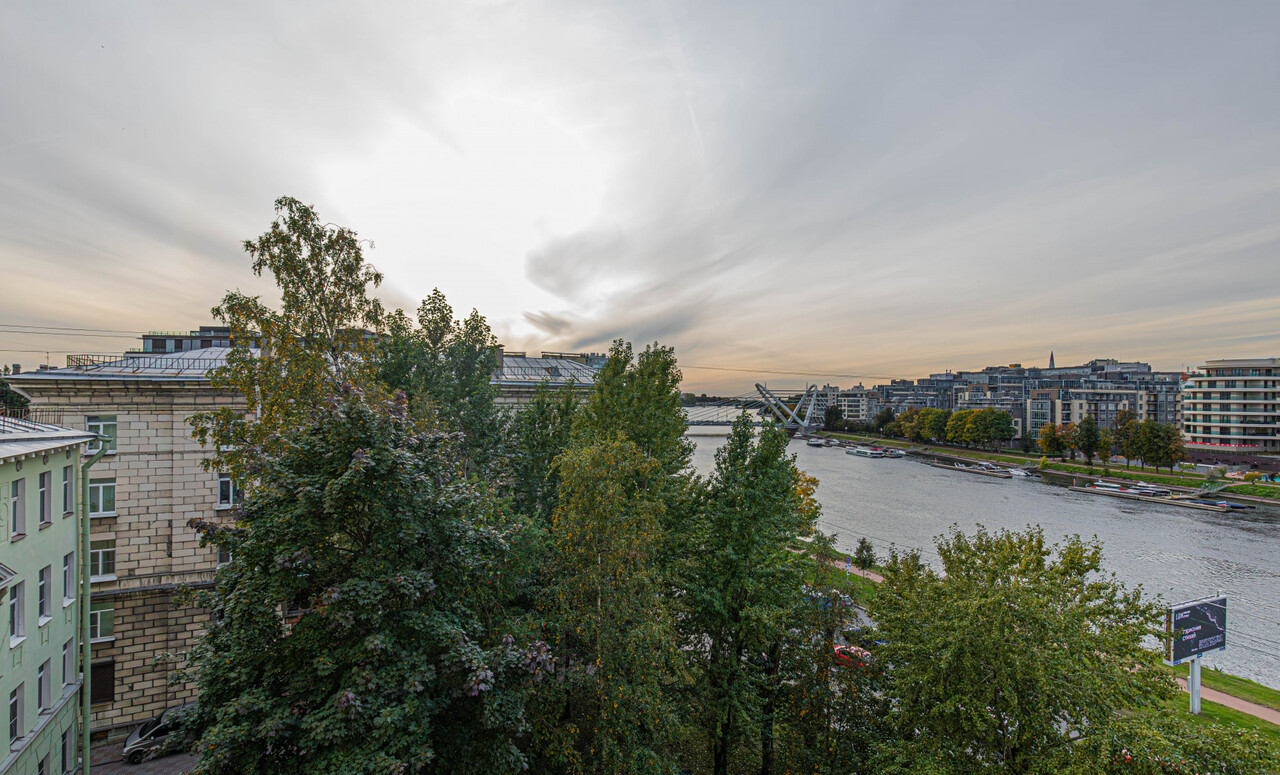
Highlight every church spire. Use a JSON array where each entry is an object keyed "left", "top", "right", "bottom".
[{"left": 1049, "top": 351, "right": 1055, "bottom": 369}]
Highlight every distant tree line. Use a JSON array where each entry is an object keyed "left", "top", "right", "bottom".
[
  {"left": 1039, "top": 409, "right": 1187, "bottom": 471},
  {"left": 826, "top": 405, "right": 1018, "bottom": 451}
]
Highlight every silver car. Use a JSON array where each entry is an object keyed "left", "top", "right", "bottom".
[{"left": 121, "top": 702, "right": 196, "bottom": 765}]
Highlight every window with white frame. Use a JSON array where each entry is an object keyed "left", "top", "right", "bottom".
[
  {"left": 62, "top": 552, "right": 74, "bottom": 603},
  {"left": 217, "top": 548, "right": 233, "bottom": 567},
  {"left": 10, "top": 478, "right": 25, "bottom": 536},
  {"left": 38, "top": 471, "right": 51, "bottom": 525},
  {"left": 62, "top": 465, "right": 73, "bottom": 516},
  {"left": 9, "top": 684, "right": 22, "bottom": 743},
  {"left": 62, "top": 638, "right": 75, "bottom": 687},
  {"left": 38, "top": 565, "right": 50, "bottom": 621},
  {"left": 85, "top": 416, "right": 117, "bottom": 454},
  {"left": 9, "top": 581, "right": 24, "bottom": 642},
  {"left": 37, "top": 659, "right": 50, "bottom": 712},
  {"left": 217, "top": 473, "right": 243, "bottom": 507},
  {"left": 88, "top": 601, "right": 113, "bottom": 642},
  {"left": 88, "top": 478, "right": 115, "bottom": 517},
  {"left": 89, "top": 540, "right": 116, "bottom": 580}
]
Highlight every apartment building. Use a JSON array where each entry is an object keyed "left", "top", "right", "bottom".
[
  {"left": 1, "top": 416, "right": 95, "bottom": 774},
  {"left": 1182, "top": 358, "right": 1280, "bottom": 453},
  {"left": 7, "top": 351, "right": 244, "bottom": 736}
]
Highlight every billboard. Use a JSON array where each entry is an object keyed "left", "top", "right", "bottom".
[{"left": 1164, "top": 596, "right": 1227, "bottom": 665}]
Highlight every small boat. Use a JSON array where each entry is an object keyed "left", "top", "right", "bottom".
[
  {"left": 876, "top": 447, "right": 905, "bottom": 458},
  {"left": 1008, "top": 468, "right": 1033, "bottom": 477},
  {"left": 1086, "top": 481, "right": 1133, "bottom": 493},
  {"left": 824, "top": 438, "right": 842, "bottom": 447},
  {"left": 806, "top": 438, "right": 825, "bottom": 447},
  {"left": 930, "top": 461, "right": 1011, "bottom": 478},
  {"left": 1184, "top": 498, "right": 1253, "bottom": 510},
  {"left": 1129, "top": 482, "right": 1173, "bottom": 497},
  {"left": 847, "top": 446, "right": 885, "bottom": 458}
]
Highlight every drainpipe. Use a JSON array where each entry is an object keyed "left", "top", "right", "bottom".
[{"left": 80, "top": 440, "right": 107, "bottom": 775}]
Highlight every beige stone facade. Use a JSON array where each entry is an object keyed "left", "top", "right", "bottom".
[{"left": 9, "top": 363, "right": 243, "bottom": 736}]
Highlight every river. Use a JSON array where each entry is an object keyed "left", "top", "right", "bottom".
[{"left": 688, "top": 434, "right": 1280, "bottom": 687}]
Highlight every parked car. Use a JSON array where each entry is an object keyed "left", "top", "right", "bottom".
[{"left": 122, "top": 702, "right": 196, "bottom": 765}]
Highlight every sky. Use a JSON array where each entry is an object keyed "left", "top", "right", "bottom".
[{"left": 3, "top": 1, "right": 1279, "bottom": 394}]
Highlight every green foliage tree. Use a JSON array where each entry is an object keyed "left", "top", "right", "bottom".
[
  {"left": 982, "top": 409, "right": 1017, "bottom": 451},
  {"left": 822, "top": 403, "right": 843, "bottom": 432},
  {"left": 1138, "top": 420, "right": 1187, "bottom": 472},
  {"left": 1112, "top": 408, "right": 1138, "bottom": 433},
  {"left": 574, "top": 339, "right": 691, "bottom": 479},
  {"left": 680, "top": 415, "right": 817, "bottom": 775},
  {"left": 868, "top": 526, "right": 1176, "bottom": 772},
  {"left": 854, "top": 537, "right": 877, "bottom": 570},
  {"left": 190, "top": 196, "right": 386, "bottom": 482},
  {"left": 1, "top": 365, "right": 29, "bottom": 412},
  {"left": 945, "top": 409, "right": 973, "bottom": 446},
  {"left": 532, "top": 437, "right": 681, "bottom": 775},
  {"left": 873, "top": 407, "right": 896, "bottom": 434},
  {"left": 375, "top": 290, "right": 503, "bottom": 474},
  {"left": 1081, "top": 709, "right": 1280, "bottom": 774},
  {"left": 1077, "top": 414, "right": 1102, "bottom": 466},
  {"left": 185, "top": 389, "right": 536, "bottom": 775},
  {"left": 1097, "top": 428, "right": 1114, "bottom": 465},
  {"left": 1117, "top": 419, "right": 1142, "bottom": 469},
  {"left": 507, "top": 381, "right": 579, "bottom": 526},
  {"left": 922, "top": 408, "right": 951, "bottom": 442}
]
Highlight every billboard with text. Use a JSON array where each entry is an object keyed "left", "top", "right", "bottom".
[{"left": 1165, "top": 596, "right": 1227, "bottom": 665}]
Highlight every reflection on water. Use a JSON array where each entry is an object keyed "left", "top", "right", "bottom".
[{"left": 689, "top": 435, "right": 1280, "bottom": 687}]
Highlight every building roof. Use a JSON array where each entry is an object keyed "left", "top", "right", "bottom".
[
  {"left": 491, "top": 355, "right": 600, "bottom": 386},
  {"left": 7, "top": 348, "right": 239, "bottom": 383},
  {"left": 0, "top": 417, "right": 98, "bottom": 464}
]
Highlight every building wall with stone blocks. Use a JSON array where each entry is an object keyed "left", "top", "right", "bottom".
[{"left": 9, "top": 377, "right": 243, "bottom": 734}]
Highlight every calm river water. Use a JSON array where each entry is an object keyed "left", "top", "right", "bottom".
[{"left": 688, "top": 434, "right": 1280, "bottom": 687}]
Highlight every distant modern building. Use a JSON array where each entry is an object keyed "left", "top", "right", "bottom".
[
  {"left": 1, "top": 415, "right": 96, "bottom": 774},
  {"left": 1182, "top": 358, "right": 1280, "bottom": 454}
]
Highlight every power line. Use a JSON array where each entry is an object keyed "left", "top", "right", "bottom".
[
  {"left": 683, "top": 362, "right": 904, "bottom": 381},
  {"left": 0, "top": 324, "right": 143, "bottom": 334}
]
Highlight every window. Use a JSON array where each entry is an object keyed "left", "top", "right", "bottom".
[
  {"left": 217, "top": 473, "right": 243, "bottom": 507},
  {"left": 38, "top": 566, "right": 50, "bottom": 620},
  {"left": 62, "top": 466, "right": 73, "bottom": 516},
  {"left": 88, "top": 601, "right": 113, "bottom": 642},
  {"left": 63, "top": 726, "right": 75, "bottom": 774},
  {"left": 88, "top": 478, "right": 115, "bottom": 517},
  {"left": 38, "top": 471, "right": 52, "bottom": 525},
  {"left": 217, "top": 549, "right": 233, "bottom": 567},
  {"left": 9, "top": 581, "right": 24, "bottom": 642},
  {"left": 9, "top": 685, "right": 22, "bottom": 743},
  {"left": 62, "top": 638, "right": 74, "bottom": 687},
  {"left": 90, "top": 661, "right": 114, "bottom": 704},
  {"left": 62, "top": 553, "right": 74, "bottom": 603},
  {"left": 85, "top": 416, "right": 117, "bottom": 454},
  {"left": 10, "top": 478, "right": 25, "bottom": 537},
  {"left": 37, "top": 659, "right": 50, "bottom": 712},
  {"left": 38, "top": 754, "right": 48, "bottom": 775},
  {"left": 89, "top": 540, "right": 116, "bottom": 580}
]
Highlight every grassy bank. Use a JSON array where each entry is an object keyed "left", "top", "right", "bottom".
[
  {"left": 1163, "top": 664, "right": 1280, "bottom": 711},
  {"left": 1157, "top": 695, "right": 1280, "bottom": 747}
]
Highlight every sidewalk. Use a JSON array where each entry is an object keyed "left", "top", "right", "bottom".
[{"left": 1175, "top": 677, "right": 1280, "bottom": 726}]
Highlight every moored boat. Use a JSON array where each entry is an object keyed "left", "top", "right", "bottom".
[{"left": 848, "top": 446, "right": 885, "bottom": 458}]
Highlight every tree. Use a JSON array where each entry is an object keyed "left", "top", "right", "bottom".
[
  {"left": 190, "top": 196, "right": 386, "bottom": 482},
  {"left": 854, "top": 537, "right": 877, "bottom": 570},
  {"left": 983, "top": 409, "right": 1017, "bottom": 451},
  {"left": 945, "top": 410, "right": 973, "bottom": 446},
  {"left": 1077, "top": 415, "right": 1102, "bottom": 466},
  {"left": 375, "top": 290, "right": 503, "bottom": 475},
  {"left": 873, "top": 407, "right": 896, "bottom": 434},
  {"left": 1097, "top": 428, "right": 1114, "bottom": 466},
  {"left": 868, "top": 526, "right": 1176, "bottom": 772},
  {"left": 681, "top": 414, "right": 817, "bottom": 775},
  {"left": 1117, "top": 419, "right": 1142, "bottom": 469},
  {"left": 507, "top": 381, "right": 579, "bottom": 526},
  {"left": 823, "top": 403, "right": 844, "bottom": 432},
  {"left": 1139, "top": 420, "right": 1187, "bottom": 473},
  {"left": 1037, "top": 423, "right": 1063, "bottom": 458},
  {"left": 532, "top": 436, "right": 681, "bottom": 775},
  {"left": 1, "top": 365, "right": 29, "bottom": 412},
  {"left": 1060, "top": 422, "right": 1079, "bottom": 460},
  {"left": 923, "top": 409, "right": 951, "bottom": 442},
  {"left": 185, "top": 389, "right": 538, "bottom": 774},
  {"left": 1112, "top": 408, "right": 1138, "bottom": 433}
]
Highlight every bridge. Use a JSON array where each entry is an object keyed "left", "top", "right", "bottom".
[{"left": 682, "top": 384, "right": 823, "bottom": 436}]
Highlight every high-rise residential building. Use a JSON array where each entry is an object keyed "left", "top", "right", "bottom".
[
  {"left": 1, "top": 415, "right": 95, "bottom": 774},
  {"left": 1182, "top": 358, "right": 1280, "bottom": 454}
]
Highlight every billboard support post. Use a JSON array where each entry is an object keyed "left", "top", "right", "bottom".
[{"left": 1188, "top": 655, "right": 1202, "bottom": 714}]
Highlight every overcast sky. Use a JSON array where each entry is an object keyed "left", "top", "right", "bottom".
[{"left": 3, "top": 2, "right": 1279, "bottom": 392}]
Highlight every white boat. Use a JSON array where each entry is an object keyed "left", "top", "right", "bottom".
[
  {"left": 1008, "top": 468, "right": 1033, "bottom": 477},
  {"left": 806, "top": 438, "right": 825, "bottom": 447},
  {"left": 847, "top": 447, "right": 885, "bottom": 458},
  {"left": 1129, "top": 482, "right": 1173, "bottom": 497},
  {"left": 880, "top": 448, "right": 905, "bottom": 458}
]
